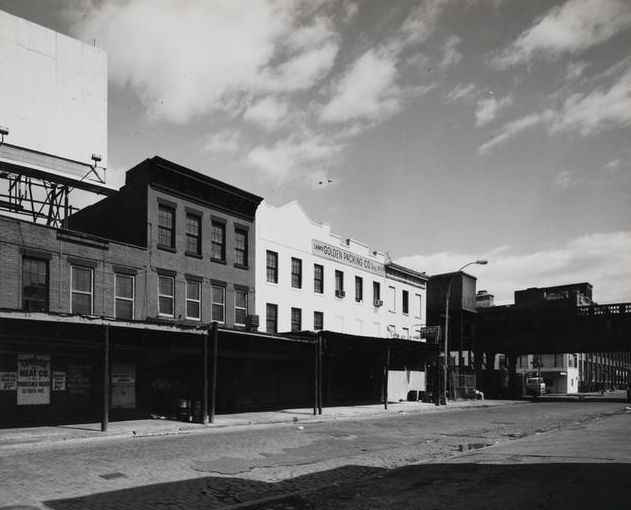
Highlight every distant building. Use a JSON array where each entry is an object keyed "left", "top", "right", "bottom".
[{"left": 475, "top": 290, "right": 494, "bottom": 309}]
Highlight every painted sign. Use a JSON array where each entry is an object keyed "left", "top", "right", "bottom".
[
  {"left": 52, "top": 371, "right": 66, "bottom": 391},
  {"left": 67, "top": 364, "right": 92, "bottom": 395},
  {"left": 0, "top": 372, "right": 17, "bottom": 390},
  {"left": 17, "top": 354, "right": 50, "bottom": 405},
  {"left": 312, "top": 240, "right": 385, "bottom": 277}
]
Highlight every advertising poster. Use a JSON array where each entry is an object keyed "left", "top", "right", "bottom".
[
  {"left": 0, "top": 372, "right": 17, "bottom": 391},
  {"left": 52, "top": 371, "right": 66, "bottom": 391},
  {"left": 17, "top": 354, "right": 51, "bottom": 405}
]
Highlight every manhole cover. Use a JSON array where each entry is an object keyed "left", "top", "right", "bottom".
[{"left": 100, "top": 472, "right": 127, "bottom": 480}]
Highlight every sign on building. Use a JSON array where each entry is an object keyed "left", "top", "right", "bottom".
[
  {"left": 17, "top": 354, "right": 50, "bottom": 405},
  {"left": 312, "top": 239, "right": 385, "bottom": 277}
]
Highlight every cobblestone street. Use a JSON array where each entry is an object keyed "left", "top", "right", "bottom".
[{"left": 1, "top": 400, "right": 628, "bottom": 509}]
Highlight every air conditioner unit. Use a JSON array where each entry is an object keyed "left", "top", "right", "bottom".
[
  {"left": 245, "top": 314, "right": 260, "bottom": 331},
  {"left": 374, "top": 300, "right": 383, "bottom": 307},
  {"left": 335, "top": 290, "right": 346, "bottom": 298}
]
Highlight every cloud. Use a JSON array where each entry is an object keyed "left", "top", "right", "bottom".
[
  {"left": 565, "top": 61, "right": 590, "bottom": 81},
  {"left": 475, "top": 94, "right": 512, "bottom": 126},
  {"left": 395, "top": 0, "right": 449, "bottom": 51},
  {"left": 243, "top": 97, "right": 290, "bottom": 131},
  {"left": 73, "top": 0, "right": 338, "bottom": 123},
  {"left": 554, "top": 169, "right": 584, "bottom": 189},
  {"left": 320, "top": 48, "right": 401, "bottom": 123},
  {"left": 493, "top": 0, "right": 631, "bottom": 68},
  {"left": 440, "top": 36, "right": 462, "bottom": 70},
  {"left": 246, "top": 134, "right": 344, "bottom": 184},
  {"left": 447, "top": 83, "right": 477, "bottom": 102},
  {"left": 396, "top": 231, "right": 631, "bottom": 305},
  {"left": 201, "top": 130, "right": 242, "bottom": 154},
  {"left": 604, "top": 159, "right": 621, "bottom": 170},
  {"left": 479, "top": 111, "right": 552, "bottom": 154}
]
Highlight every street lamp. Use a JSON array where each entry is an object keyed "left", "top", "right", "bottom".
[{"left": 443, "top": 259, "right": 488, "bottom": 404}]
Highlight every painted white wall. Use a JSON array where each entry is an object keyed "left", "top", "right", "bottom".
[
  {"left": 256, "top": 201, "right": 427, "bottom": 338},
  {"left": 0, "top": 11, "right": 107, "bottom": 169}
]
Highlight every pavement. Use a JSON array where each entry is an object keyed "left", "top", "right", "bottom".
[{"left": 0, "top": 399, "right": 521, "bottom": 449}]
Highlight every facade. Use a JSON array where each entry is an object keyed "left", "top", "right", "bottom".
[
  {"left": 69, "top": 156, "right": 263, "bottom": 328},
  {"left": 255, "top": 201, "right": 428, "bottom": 338},
  {"left": 475, "top": 290, "right": 494, "bottom": 308}
]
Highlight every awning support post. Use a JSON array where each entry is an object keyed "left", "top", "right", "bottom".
[
  {"left": 210, "top": 321, "right": 219, "bottom": 424},
  {"left": 384, "top": 343, "right": 391, "bottom": 410},
  {"left": 101, "top": 323, "right": 110, "bottom": 432},
  {"left": 202, "top": 328, "right": 209, "bottom": 424}
]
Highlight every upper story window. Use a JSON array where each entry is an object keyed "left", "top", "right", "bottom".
[
  {"left": 266, "top": 250, "right": 278, "bottom": 283},
  {"left": 355, "top": 276, "right": 363, "bottom": 302},
  {"left": 335, "top": 270, "right": 344, "bottom": 297},
  {"left": 314, "top": 264, "right": 324, "bottom": 293},
  {"left": 211, "top": 284, "right": 226, "bottom": 323},
  {"left": 291, "top": 257, "right": 302, "bottom": 289},
  {"left": 22, "top": 257, "right": 49, "bottom": 312},
  {"left": 71, "top": 266, "right": 93, "bottom": 315},
  {"left": 211, "top": 221, "right": 226, "bottom": 262},
  {"left": 415, "top": 293, "right": 422, "bottom": 319},
  {"left": 158, "top": 205, "right": 175, "bottom": 249},
  {"left": 314, "top": 311, "right": 324, "bottom": 331},
  {"left": 291, "top": 307, "right": 302, "bottom": 332},
  {"left": 115, "top": 274, "right": 134, "bottom": 320},
  {"left": 373, "top": 281, "right": 381, "bottom": 306},
  {"left": 266, "top": 303, "right": 278, "bottom": 334},
  {"left": 185, "top": 213, "right": 202, "bottom": 256},
  {"left": 234, "top": 228, "right": 248, "bottom": 267},
  {"left": 186, "top": 280, "right": 201, "bottom": 321},
  {"left": 158, "top": 275, "right": 175, "bottom": 317},
  {"left": 235, "top": 289, "right": 248, "bottom": 326},
  {"left": 388, "top": 285, "right": 396, "bottom": 312},
  {"left": 402, "top": 290, "right": 409, "bottom": 315}
]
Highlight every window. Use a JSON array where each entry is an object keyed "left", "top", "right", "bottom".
[
  {"left": 401, "top": 327, "right": 409, "bottom": 339},
  {"left": 22, "top": 257, "right": 49, "bottom": 312},
  {"left": 235, "top": 289, "right": 248, "bottom": 326},
  {"left": 185, "top": 213, "right": 201, "bottom": 255},
  {"left": 388, "top": 285, "right": 396, "bottom": 312},
  {"left": 158, "top": 275, "right": 175, "bottom": 317},
  {"left": 71, "top": 266, "right": 93, "bottom": 314},
  {"left": 355, "top": 276, "right": 363, "bottom": 302},
  {"left": 402, "top": 290, "right": 409, "bottom": 315},
  {"left": 234, "top": 228, "right": 248, "bottom": 266},
  {"left": 291, "top": 257, "right": 302, "bottom": 289},
  {"left": 266, "top": 303, "right": 278, "bottom": 333},
  {"left": 415, "top": 294, "right": 422, "bottom": 319},
  {"left": 266, "top": 250, "right": 278, "bottom": 283},
  {"left": 211, "top": 285, "right": 225, "bottom": 323},
  {"left": 373, "top": 281, "right": 381, "bottom": 305},
  {"left": 158, "top": 205, "right": 175, "bottom": 249},
  {"left": 186, "top": 280, "right": 201, "bottom": 320},
  {"left": 211, "top": 221, "right": 226, "bottom": 261},
  {"left": 314, "top": 264, "right": 324, "bottom": 293},
  {"left": 314, "top": 311, "right": 324, "bottom": 331},
  {"left": 115, "top": 274, "right": 134, "bottom": 320},
  {"left": 291, "top": 307, "right": 302, "bottom": 332},
  {"left": 335, "top": 270, "right": 344, "bottom": 296}
]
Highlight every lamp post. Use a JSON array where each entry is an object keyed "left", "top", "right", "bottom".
[{"left": 443, "top": 259, "right": 488, "bottom": 404}]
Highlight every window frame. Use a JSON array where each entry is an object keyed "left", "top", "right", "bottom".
[
  {"left": 291, "top": 307, "right": 302, "bottom": 332},
  {"left": 266, "top": 250, "right": 279, "bottom": 283},
  {"left": 335, "top": 270, "right": 344, "bottom": 296},
  {"left": 71, "top": 265, "right": 94, "bottom": 315},
  {"left": 414, "top": 293, "right": 422, "bottom": 319},
  {"left": 388, "top": 285, "right": 396, "bottom": 312},
  {"left": 313, "top": 263, "right": 324, "bottom": 293},
  {"left": 185, "top": 212, "right": 202, "bottom": 256},
  {"left": 22, "top": 256, "right": 49, "bottom": 312},
  {"left": 211, "top": 220, "right": 226, "bottom": 262},
  {"left": 211, "top": 284, "right": 226, "bottom": 324},
  {"left": 234, "top": 288, "right": 248, "bottom": 326},
  {"left": 314, "top": 311, "right": 324, "bottom": 331},
  {"left": 158, "top": 274, "right": 175, "bottom": 318},
  {"left": 402, "top": 290, "right": 409, "bottom": 315},
  {"left": 114, "top": 273, "right": 135, "bottom": 320},
  {"left": 355, "top": 276, "right": 363, "bottom": 302},
  {"left": 185, "top": 279, "right": 202, "bottom": 321},
  {"left": 234, "top": 228, "right": 249, "bottom": 267},
  {"left": 157, "top": 204, "right": 176, "bottom": 250},
  {"left": 291, "top": 257, "right": 302, "bottom": 289},
  {"left": 266, "top": 303, "right": 278, "bottom": 334},
  {"left": 373, "top": 281, "right": 381, "bottom": 305}
]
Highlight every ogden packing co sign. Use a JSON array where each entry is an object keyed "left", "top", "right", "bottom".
[{"left": 312, "top": 240, "right": 385, "bottom": 277}]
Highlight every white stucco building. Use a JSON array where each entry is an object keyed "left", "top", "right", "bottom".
[{"left": 255, "top": 201, "right": 428, "bottom": 339}]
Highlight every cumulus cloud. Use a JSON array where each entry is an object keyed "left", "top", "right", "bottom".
[
  {"left": 243, "top": 97, "right": 290, "bottom": 131},
  {"left": 440, "top": 36, "right": 462, "bottom": 70},
  {"left": 246, "top": 134, "right": 344, "bottom": 184},
  {"left": 396, "top": 231, "right": 631, "bottom": 305},
  {"left": 604, "top": 159, "right": 621, "bottom": 170},
  {"left": 475, "top": 94, "right": 512, "bottom": 126},
  {"left": 493, "top": 0, "right": 631, "bottom": 68},
  {"left": 479, "top": 111, "right": 553, "bottom": 154},
  {"left": 320, "top": 49, "right": 401, "bottom": 123},
  {"left": 447, "top": 83, "right": 477, "bottom": 102},
  {"left": 395, "top": 0, "right": 449, "bottom": 51},
  {"left": 73, "top": 0, "right": 338, "bottom": 123},
  {"left": 201, "top": 130, "right": 242, "bottom": 154}
]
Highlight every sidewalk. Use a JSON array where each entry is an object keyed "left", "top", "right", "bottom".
[{"left": 0, "top": 399, "right": 521, "bottom": 449}]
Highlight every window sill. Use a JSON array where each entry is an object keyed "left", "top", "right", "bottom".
[
  {"left": 185, "top": 251, "right": 203, "bottom": 259},
  {"left": 234, "top": 263, "right": 249, "bottom": 270},
  {"left": 157, "top": 245, "right": 177, "bottom": 253},
  {"left": 211, "top": 258, "right": 227, "bottom": 265}
]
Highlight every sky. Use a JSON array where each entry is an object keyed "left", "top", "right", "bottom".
[{"left": 1, "top": 0, "right": 630, "bottom": 305}]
